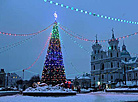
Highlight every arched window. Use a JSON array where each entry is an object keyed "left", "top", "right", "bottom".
[
  {"left": 93, "top": 56, "right": 95, "bottom": 60},
  {"left": 115, "top": 46, "right": 117, "bottom": 50},
  {"left": 111, "top": 62, "right": 113, "bottom": 68},
  {"left": 111, "top": 46, "right": 113, "bottom": 50},
  {"left": 101, "top": 63, "right": 104, "bottom": 70},
  {"left": 95, "top": 50, "right": 96, "bottom": 54},
  {"left": 117, "top": 52, "right": 119, "bottom": 57},
  {"left": 117, "top": 62, "right": 119, "bottom": 68},
  {"left": 102, "top": 75, "right": 104, "bottom": 79},
  {"left": 111, "top": 75, "right": 113, "bottom": 79},
  {"left": 101, "top": 55, "right": 103, "bottom": 59},
  {"left": 110, "top": 53, "right": 112, "bottom": 57},
  {"left": 93, "top": 65, "right": 95, "bottom": 70}
]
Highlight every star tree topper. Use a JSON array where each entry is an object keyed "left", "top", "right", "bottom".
[{"left": 54, "top": 11, "right": 57, "bottom": 21}]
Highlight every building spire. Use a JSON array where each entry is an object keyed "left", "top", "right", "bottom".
[
  {"left": 95, "top": 34, "right": 98, "bottom": 44},
  {"left": 122, "top": 40, "right": 126, "bottom": 51},
  {"left": 112, "top": 28, "right": 115, "bottom": 39},
  {"left": 123, "top": 40, "right": 125, "bottom": 45}
]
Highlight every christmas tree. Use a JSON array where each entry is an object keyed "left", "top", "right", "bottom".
[{"left": 41, "top": 21, "right": 66, "bottom": 85}]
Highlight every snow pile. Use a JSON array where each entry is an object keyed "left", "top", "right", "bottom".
[
  {"left": 24, "top": 85, "right": 75, "bottom": 93},
  {"left": 107, "top": 88, "right": 138, "bottom": 91}
]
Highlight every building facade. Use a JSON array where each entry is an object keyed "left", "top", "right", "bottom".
[
  {"left": 91, "top": 30, "right": 138, "bottom": 88},
  {"left": 74, "top": 73, "right": 91, "bottom": 89},
  {"left": 6, "top": 73, "right": 22, "bottom": 88},
  {"left": 0, "top": 69, "right": 6, "bottom": 87}
]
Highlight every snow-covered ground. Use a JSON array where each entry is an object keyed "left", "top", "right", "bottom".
[{"left": 1, "top": 92, "right": 138, "bottom": 102}]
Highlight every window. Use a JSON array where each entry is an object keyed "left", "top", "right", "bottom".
[
  {"left": 110, "top": 53, "right": 112, "bottom": 57},
  {"left": 101, "top": 55, "right": 103, "bottom": 59},
  {"left": 111, "top": 46, "right": 113, "bottom": 50},
  {"left": 136, "top": 73, "right": 137, "bottom": 77},
  {"left": 117, "top": 62, "right": 119, "bottom": 68},
  {"left": 93, "top": 77, "right": 95, "bottom": 81},
  {"left": 93, "top": 56, "right": 95, "bottom": 60},
  {"left": 95, "top": 50, "right": 96, "bottom": 54},
  {"left": 101, "top": 63, "right": 104, "bottom": 70},
  {"left": 125, "top": 58, "right": 127, "bottom": 61},
  {"left": 111, "top": 62, "right": 113, "bottom": 68},
  {"left": 102, "top": 75, "right": 104, "bottom": 79},
  {"left": 117, "top": 52, "right": 119, "bottom": 57},
  {"left": 98, "top": 50, "right": 99, "bottom": 53},
  {"left": 111, "top": 75, "right": 113, "bottom": 79},
  {"left": 115, "top": 46, "right": 117, "bottom": 50},
  {"left": 93, "top": 65, "right": 95, "bottom": 70}
]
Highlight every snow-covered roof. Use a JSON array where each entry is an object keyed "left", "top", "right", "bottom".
[
  {"left": 78, "top": 76, "right": 91, "bottom": 80},
  {"left": 121, "top": 57, "right": 137, "bottom": 64},
  {"left": 121, "top": 48, "right": 130, "bottom": 55}
]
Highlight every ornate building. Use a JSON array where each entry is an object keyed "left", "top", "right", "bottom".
[
  {"left": 0, "top": 69, "right": 6, "bottom": 87},
  {"left": 91, "top": 30, "right": 138, "bottom": 88}
]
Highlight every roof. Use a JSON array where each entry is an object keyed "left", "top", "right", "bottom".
[
  {"left": 121, "top": 57, "right": 137, "bottom": 64},
  {"left": 121, "top": 50, "right": 130, "bottom": 56},
  {"left": 78, "top": 76, "right": 91, "bottom": 80}
]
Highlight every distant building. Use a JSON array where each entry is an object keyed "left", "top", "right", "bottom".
[
  {"left": 91, "top": 30, "right": 138, "bottom": 88},
  {"left": 6, "top": 73, "right": 22, "bottom": 87},
  {"left": 74, "top": 73, "right": 91, "bottom": 89},
  {"left": 0, "top": 69, "right": 6, "bottom": 87}
]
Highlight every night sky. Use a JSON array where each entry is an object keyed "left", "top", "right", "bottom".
[{"left": 0, "top": 0, "right": 138, "bottom": 80}]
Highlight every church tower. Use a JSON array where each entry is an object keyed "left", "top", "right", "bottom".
[
  {"left": 121, "top": 41, "right": 131, "bottom": 61},
  {"left": 91, "top": 35, "right": 107, "bottom": 86},
  {"left": 108, "top": 29, "right": 120, "bottom": 58}
]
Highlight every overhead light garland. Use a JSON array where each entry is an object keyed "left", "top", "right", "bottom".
[
  {"left": 44, "top": 0, "right": 138, "bottom": 25},
  {"left": 0, "top": 24, "right": 53, "bottom": 54},
  {"left": 59, "top": 24, "right": 138, "bottom": 42},
  {"left": 23, "top": 33, "right": 52, "bottom": 70},
  {"left": 0, "top": 35, "right": 36, "bottom": 54},
  {"left": 60, "top": 35, "right": 80, "bottom": 73},
  {"left": 0, "top": 23, "right": 53, "bottom": 36},
  {"left": 60, "top": 26, "right": 90, "bottom": 54},
  {"left": 59, "top": 24, "right": 107, "bottom": 42}
]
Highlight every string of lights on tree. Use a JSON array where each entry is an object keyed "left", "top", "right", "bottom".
[
  {"left": 44, "top": 0, "right": 138, "bottom": 25},
  {"left": 59, "top": 24, "right": 138, "bottom": 42},
  {"left": 0, "top": 23, "right": 53, "bottom": 36},
  {"left": 23, "top": 33, "right": 52, "bottom": 71},
  {"left": 41, "top": 22, "right": 66, "bottom": 85},
  {"left": 60, "top": 35, "right": 80, "bottom": 73}
]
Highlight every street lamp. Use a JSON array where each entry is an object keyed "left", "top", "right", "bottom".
[{"left": 98, "top": 81, "right": 100, "bottom": 86}]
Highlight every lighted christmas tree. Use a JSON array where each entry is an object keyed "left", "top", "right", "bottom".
[{"left": 41, "top": 15, "right": 66, "bottom": 85}]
